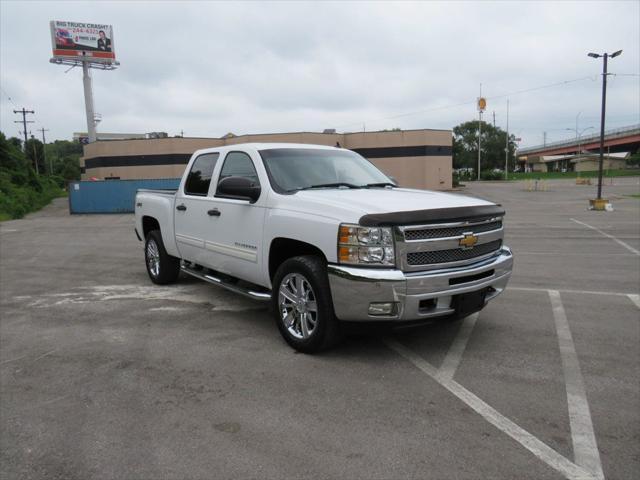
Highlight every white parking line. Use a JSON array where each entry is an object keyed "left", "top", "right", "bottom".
[
  {"left": 438, "top": 313, "right": 478, "bottom": 380},
  {"left": 627, "top": 294, "right": 640, "bottom": 310},
  {"left": 510, "top": 286, "right": 638, "bottom": 297},
  {"left": 385, "top": 339, "right": 597, "bottom": 480},
  {"left": 548, "top": 290, "right": 604, "bottom": 480},
  {"left": 570, "top": 218, "right": 640, "bottom": 256}
]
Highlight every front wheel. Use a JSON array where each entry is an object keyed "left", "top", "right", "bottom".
[
  {"left": 145, "top": 230, "right": 181, "bottom": 285},
  {"left": 272, "top": 255, "right": 342, "bottom": 353}
]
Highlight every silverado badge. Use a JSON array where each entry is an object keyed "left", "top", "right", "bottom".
[{"left": 459, "top": 233, "right": 478, "bottom": 250}]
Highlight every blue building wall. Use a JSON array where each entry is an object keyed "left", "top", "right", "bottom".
[{"left": 69, "top": 178, "right": 181, "bottom": 214}]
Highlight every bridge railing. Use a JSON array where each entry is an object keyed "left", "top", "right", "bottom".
[{"left": 519, "top": 123, "right": 640, "bottom": 154}]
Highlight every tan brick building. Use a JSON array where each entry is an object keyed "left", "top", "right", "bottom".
[{"left": 81, "top": 128, "right": 453, "bottom": 190}]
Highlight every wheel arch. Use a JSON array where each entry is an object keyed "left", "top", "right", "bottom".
[
  {"left": 268, "top": 237, "right": 327, "bottom": 281},
  {"left": 142, "top": 216, "right": 161, "bottom": 239}
]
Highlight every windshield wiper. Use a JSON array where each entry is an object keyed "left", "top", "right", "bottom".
[
  {"left": 295, "top": 182, "right": 362, "bottom": 191},
  {"left": 363, "top": 182, "right": 397, "bottom": 188}
]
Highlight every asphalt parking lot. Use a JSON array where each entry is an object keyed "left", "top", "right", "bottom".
[{"left": 1, "top": 178, "right": 638, "bottom": 480}]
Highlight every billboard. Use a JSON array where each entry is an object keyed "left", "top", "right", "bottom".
[{"left": 50, "top": 21, "right": 116, "bottom": 63}]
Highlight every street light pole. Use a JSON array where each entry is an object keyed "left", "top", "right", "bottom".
[
  {"left": 477, "top": 83, "right": 482, "bottom": 181},
  {"left": 566, "top": 126, "right": 594, "bottom": 171},
  {"left": 596, "top": 53, "right": 608, "bottom": 199},
  {"left": 588, "top": 49, "right": 622, "bottom": 200},
  {"left": 505, "top": 99, "right": 509, "bottom": 180}
]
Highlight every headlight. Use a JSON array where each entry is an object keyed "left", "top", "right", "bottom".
[{"left": 338, "top": 224, "right": 395, "bottom": 266}]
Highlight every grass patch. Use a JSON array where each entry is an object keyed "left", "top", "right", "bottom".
[{"left": 627, "top": 194, "right": 640, "bottom": 199}]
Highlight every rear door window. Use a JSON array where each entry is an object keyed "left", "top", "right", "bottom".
[{"left": 184, "top": 153, "right": 219, "bottom": 196}]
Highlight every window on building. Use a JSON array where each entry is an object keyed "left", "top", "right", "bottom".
[{"left": 184, "top": 153, "right": 219, "bottom": 196}]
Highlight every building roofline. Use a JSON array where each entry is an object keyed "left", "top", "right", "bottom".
[{"left": 88, "top": 127, "right": 452, "bottom": 143}]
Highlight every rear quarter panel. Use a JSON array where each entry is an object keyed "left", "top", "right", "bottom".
[{"left": 134, "top": 191, "right": 180, "bottom": 257}]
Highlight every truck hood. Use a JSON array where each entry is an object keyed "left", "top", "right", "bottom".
[{"left": 274, "top": 187, "right": 497, "bottom": 224}]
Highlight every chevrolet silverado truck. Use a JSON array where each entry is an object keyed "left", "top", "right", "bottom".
[{"left": 134, "top": 143, "right": 513, "bottom": 353}]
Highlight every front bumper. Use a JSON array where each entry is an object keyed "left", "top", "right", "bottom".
[{"left": 327, "top": 247, "right": 513, "bottom": 321}]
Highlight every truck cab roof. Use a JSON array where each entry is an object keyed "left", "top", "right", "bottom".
[{"left": 192, "top": 142, "right": 341, "bottom": 157}]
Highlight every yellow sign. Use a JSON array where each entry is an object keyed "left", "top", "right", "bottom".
[
  {"left": 459, "top": 233, "right": 478, "bottom": 249},
  {"left": 478, "top": 97, "right": 487, "bottom": 112}
]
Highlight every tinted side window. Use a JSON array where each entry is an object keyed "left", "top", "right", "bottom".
[
  {"left": 218, "top": 152, "right": 259, "bottom": 185},
  {"left": 184, "top": 153, "right": 219, "bottom": 196}
]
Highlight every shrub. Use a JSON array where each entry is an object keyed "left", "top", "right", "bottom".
[{"left": 480, "top": 170, "right": 504, "bottom": 181}]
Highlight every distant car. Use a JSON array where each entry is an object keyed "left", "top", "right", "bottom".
[{"left": 55, "top": 29, "right": 75, "bottom": 47}]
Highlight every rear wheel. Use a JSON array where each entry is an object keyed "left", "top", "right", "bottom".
[
  {"left": 145, "top": 230, "right": 180, "bottom": 285},
  {"left": 272, "top": 255, "right": 342, "bottom": 353}
]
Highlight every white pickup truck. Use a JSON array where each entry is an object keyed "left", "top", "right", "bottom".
[{"left": 135, "top": 143, "right": 513, "bottom": 352}]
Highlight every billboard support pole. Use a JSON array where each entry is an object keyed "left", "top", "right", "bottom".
[{"left": 82, "top": 62, "right": 97, "bottom": 143}]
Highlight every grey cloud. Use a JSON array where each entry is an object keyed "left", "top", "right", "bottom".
[{"left": 1, "top": 1, "right": 638, "bottom": 145}]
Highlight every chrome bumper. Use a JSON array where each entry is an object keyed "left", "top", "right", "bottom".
[{"left": 327, "top": 247, "right": 513, "bottom": 321}]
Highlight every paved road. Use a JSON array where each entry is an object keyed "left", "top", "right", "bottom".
[{"left": 1, "top": 178, "right": 638, "bottom": 479}]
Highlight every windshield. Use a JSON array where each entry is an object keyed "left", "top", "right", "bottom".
[{"left": 259, "top": 148, "right": 393, "bottom": 192}]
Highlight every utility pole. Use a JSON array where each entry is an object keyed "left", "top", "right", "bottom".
[
  {"left": 30, "top": 135, "right": 39, "bottom": 174},
  {"left": 492, "top": 111, "right": 496, "bottom": 128},
  {"left": 575, "top": 112, "right": 581, "bottom": 152},
  {"left": 543, "top": 131, "right": 547, "bottom": 147},
  {"left": 13, "top": 108, "right": 35, "bottom": 149},
  {"left": 505, "top": 99, "right": 509, "bottom": 180},
  {"left": 477, "top": 83, "right": 483, "bottom": 181},
  {"left": 38, "top": 128, "right": 51, "bottom": 174}
]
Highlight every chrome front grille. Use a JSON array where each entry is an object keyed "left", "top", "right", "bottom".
[
  {"left": 396, "top": 216, "right": 504, "bottom": 272},
  {"left": 406, "top": 240, "right": 503, "bottom": 266},
  {"left": 403, "top": 220, "right": 502, "bottom": 241}
]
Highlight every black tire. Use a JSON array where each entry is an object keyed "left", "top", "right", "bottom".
[
  {"left": 272, "top": 255, "right": 342, "bottom": 353},
  {"left": 145, "top": 230, "right": 181, "bottom": 285}
]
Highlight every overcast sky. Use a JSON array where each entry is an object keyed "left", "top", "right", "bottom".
[{"left": 1, "top": 0, "right": 638, "bottom": 147}]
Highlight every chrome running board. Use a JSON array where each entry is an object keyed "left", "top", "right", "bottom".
[{"left": 180, "top": 264, "right": 271, "bottom": 302}]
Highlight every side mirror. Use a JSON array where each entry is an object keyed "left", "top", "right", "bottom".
[{"left": 217, "top": 176, "right": 261, "bottom": 203}]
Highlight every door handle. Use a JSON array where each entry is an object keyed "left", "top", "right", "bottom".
[
  {"left": 176, "top": 204, "right": 187, "bottom": 211},
  {"left": 207, "top": 209, "right": 221, "bottom": 217}
]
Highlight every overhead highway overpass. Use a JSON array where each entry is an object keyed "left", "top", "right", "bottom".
[{"left": 518, "top": 124, "right": 640, "bottom": 157}]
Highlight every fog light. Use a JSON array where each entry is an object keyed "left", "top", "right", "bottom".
[{"left": 368, "top": 302, "right": 396, "bottom": 316}]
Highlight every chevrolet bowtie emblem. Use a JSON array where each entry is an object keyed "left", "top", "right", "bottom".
[{"left": 459, "top": 233, "right": 478, "bottom": 250}]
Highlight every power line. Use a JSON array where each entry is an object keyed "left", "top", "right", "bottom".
[
  {"left": 1, "top": 86, "right": 17, "bottom": 107},
  {"left": 332, "top": 75, "right": 598, "bottom": 131}
]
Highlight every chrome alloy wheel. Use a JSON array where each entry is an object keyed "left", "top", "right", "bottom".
[
  {"left": 278, "top": 273, "right": 318, "bottom": 339},
  {"left": 146, "top": 239, "right": 161, "bottom": 278}
]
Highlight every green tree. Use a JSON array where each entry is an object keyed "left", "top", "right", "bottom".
[
  {"left": 45, "top": 139, "right": 82, "bottom": 181},
  {"left": 0, "top": 133, "right": 26, "bottom": 171},
  {"left": 0, "top": 131, "right": 65, "bottom": 219},
  {"left": 453, "top": 120, "right": 516, "bottom": 173}
]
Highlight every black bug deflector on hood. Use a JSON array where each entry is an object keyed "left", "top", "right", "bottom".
[{"left": 358, "top": 204, "right": 505, "bottom": 227}]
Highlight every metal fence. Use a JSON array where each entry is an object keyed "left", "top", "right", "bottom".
[{"left": 68, "top": 178, "right": 180, "bottom": 214}]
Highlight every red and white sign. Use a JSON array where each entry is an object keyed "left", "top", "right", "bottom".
[{"left": 50, "top": 20, "right": 116, "bottom": 63}]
